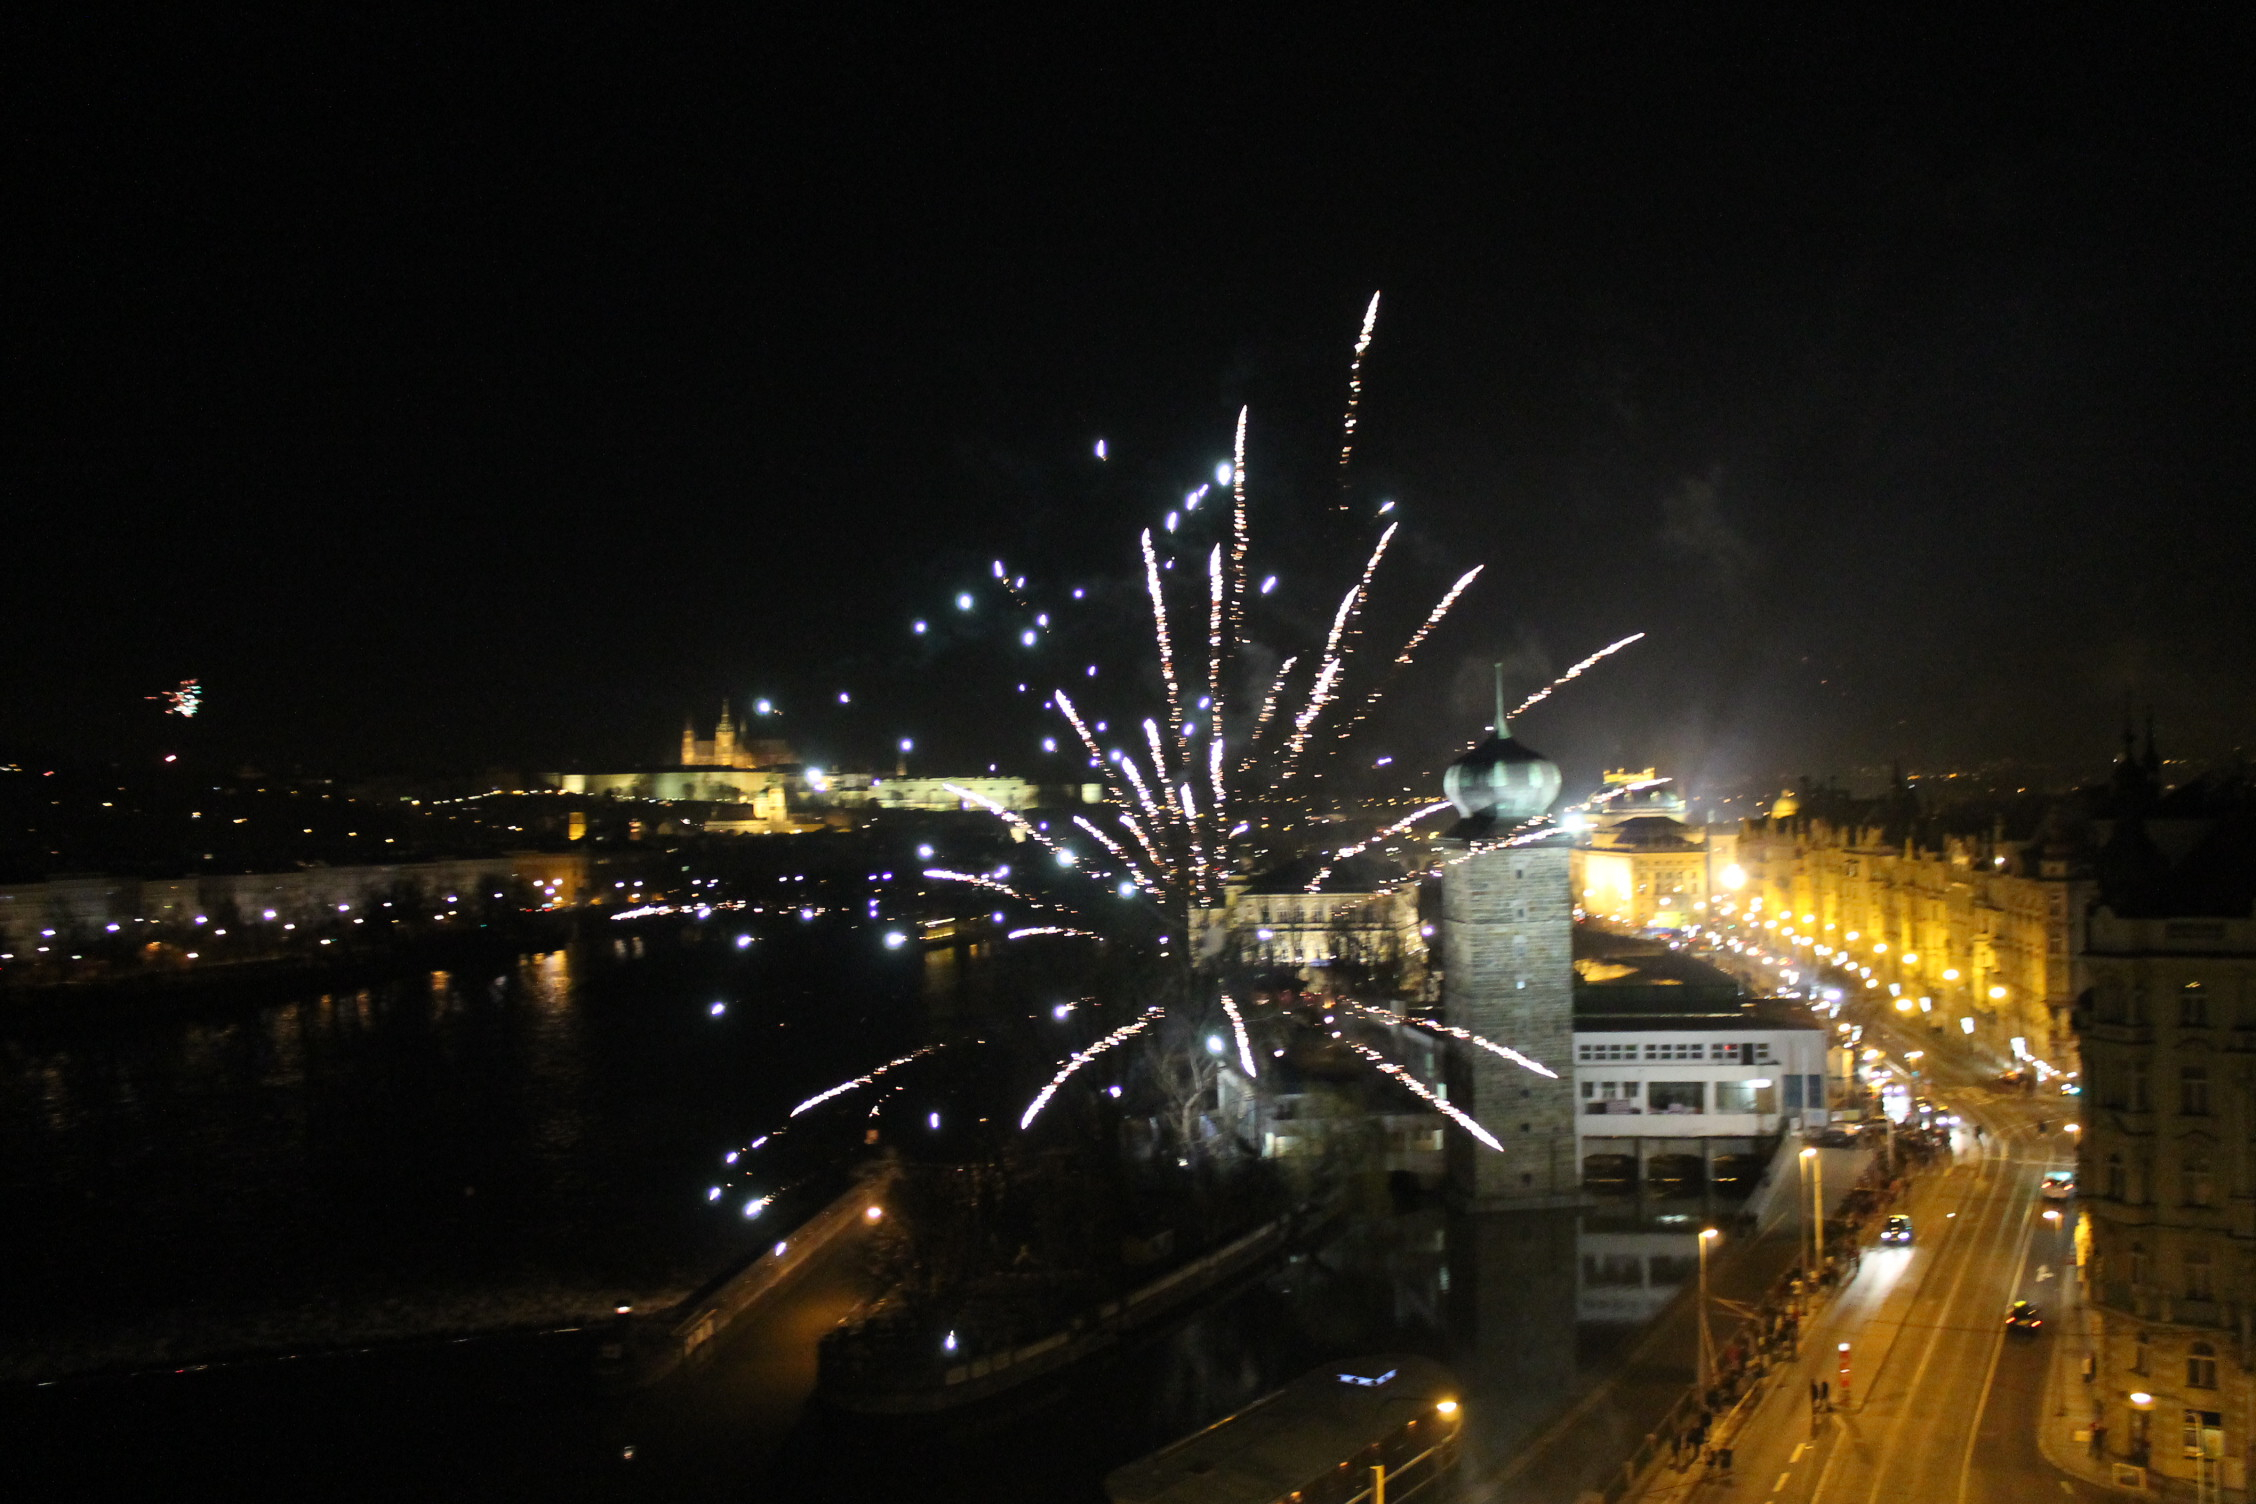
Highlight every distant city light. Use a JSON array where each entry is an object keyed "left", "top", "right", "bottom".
[
  {"left": 1072, "top": 587, "right": 1085, "bottom": 599},
  {"left": 1042, "top": 737, "right": 1057, "bottom": 752},
  {"left": 957, "top": 593, "right": 974, "bottom": 611},
  {"left": 735, "top": 934, "right": 752, "bottom": 949},
  {"left": 838, "top": 691, "right": 851, "bottom": 704},
  {"left": 1094, "top": 438, "right": 1107, "bottom": 459},
  {"left": 755, "top": 699, "right": 774, "bottom": 715},
  {"left": 1259, "top": 575, "right": 1277, "bottom": 594},
  {"left": 710, "top": 1002, "right": 727, "bottom": 1016},
  {"left": 899, "top": 738, "right": 914, "bottom": 752},
  {"left": 917, "top": 844, "right": 934, "bottom": 859},
  {"left": 883, "top": 931, "right": 907, "bottom": 949},
  {"left": 1377, "top": 499, "right": 1395, "bottom": 514},
  {"left": 1021, "top": 629, "right": 1037, "bottom": 646},
  {"left": 928, "top": 1111, "right": 941, "bottom": 1130},
  {"left": 1214, "top": 461, "right": 1231, "bottom": 485},
  {"left": 913, "top": 620, "right": 928, "bottom": 634},
  {"left": 1165, "top": 511, "right": 1179, "bottom": 532}
]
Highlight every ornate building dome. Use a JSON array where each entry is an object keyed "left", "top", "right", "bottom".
[{"left": 1443, "top": 666, "right": 1561, "bottom": 824}]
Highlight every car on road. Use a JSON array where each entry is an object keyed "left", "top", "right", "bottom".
[
  {"left": 1880, "top": 1214, "right": 1914, "bottom": 1246},
  {"left": 2005, "top": 1300, "right": 2044, "bottom": 1334},
  {"left": 2041, "top": 1170, "right": 2075, "bottom": 1201}
]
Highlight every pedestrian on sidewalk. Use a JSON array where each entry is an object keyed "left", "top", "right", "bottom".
[
  {"left": 2090, "top": 1419, "right": 2108, "bottom": 1459},
  {"left": 1819, "top": 1380, "right": 1830, "bottom": 1412}
]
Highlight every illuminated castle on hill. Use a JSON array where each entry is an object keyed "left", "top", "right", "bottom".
[{"left": 680, "top": 704, "right": 791, "bottom": 770}]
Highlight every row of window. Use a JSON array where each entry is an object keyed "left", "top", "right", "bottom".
[
  {"left": 1577, "top": 1041, "right": 1779, "bottom": 1063},
  {"left": 2095, "top": 1062, "right": 2212, "bottom": 1115},
  {"left": 2132, "top": 1330, "right": 2224, "bottom": 1390},
  {"left": 2102, "top": 1152, "right": 2217, "bottom": 1207},
  {"left": 2095, "top": 980, "right": 2234, "bottom": 1029},
  {"left": 1579, "top": 1076, "right": 1824, "bottom": 1112}
]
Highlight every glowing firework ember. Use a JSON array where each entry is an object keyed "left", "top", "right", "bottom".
[
  {"left": 1220, "top": 995, "right": 1258, "bottom": 1077},
  {"left": 788, "top": 1044, "right": 947, "bottom": 1118},
  {"left": 1342, "top": 1040, "right": 1503, "bottom": 1151},
  {"left": 1336, "top": 291, "right": 1381, "bottom": 503},
  {"left": 149, "top": 679, "right": 202, "bottom": 717},
  {"left": 1509, "top": 633, "right": 1647, "bottom": 720},
  {"left": 1340, "top": 1000, "right": 1559, "bottom": 1079},
  {"left": 1020, "top": 1006, "right": 1163, "bottom": 1129}
]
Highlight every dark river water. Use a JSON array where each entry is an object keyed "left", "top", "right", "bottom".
[
  {"left": 3, "top": 923, "right": 1747, "bottom": 1501},
  {"left": 0, "top": 925, "right": 921, "bottom": 1384}
]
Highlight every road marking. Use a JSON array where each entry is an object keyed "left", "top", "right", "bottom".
[
  {"left": 1792, "top": 1442, "right": 1808, "bottom": 1462},
  {"left": 1952, "top": 1165, "right": 2044, "bottom": 1504},
  {"left": 1777, "top": 1471, "right": 1792, "bottom": 1490}
]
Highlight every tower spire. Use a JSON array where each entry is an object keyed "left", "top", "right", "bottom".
[{"left": 1493, "top": 661, "right": 1508, "bottom": 739}]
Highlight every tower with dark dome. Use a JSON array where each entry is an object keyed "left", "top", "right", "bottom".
[
  {"left": 1438, "top": 665, "right": 1579, "bottom": 1209},
  {"left": 1443, "top": 670, "right": 1563, "bottom": 835}
]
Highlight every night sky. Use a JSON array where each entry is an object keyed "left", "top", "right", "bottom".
[{"left": 12, "top": 14, "right": 2253, "bottom": 794}]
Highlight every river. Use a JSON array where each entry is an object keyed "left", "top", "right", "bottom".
[{"left": 3, "top": 923, "right": 1752, "bottom": 1500}]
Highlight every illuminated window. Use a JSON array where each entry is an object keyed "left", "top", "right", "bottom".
[{"left": 2189, "top": 1344, "right": 2219, "bottom": 1390}]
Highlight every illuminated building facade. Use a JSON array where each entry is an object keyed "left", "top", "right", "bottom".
[
  {"left": 680, "top": 704, "right": 791, "bottom": 770},
  {"left": 2075, "top": 784, "right": 2256, "bottom": 1494},
  {"left": 1191, "top": 866, "right": 1424, "bottom": 976},
  {"left": 1718, "top": 817, "right": 2085, "bottom": 1065},
  {"left": 1571, "top": 815, "right": 1709, "bottom": 931}
]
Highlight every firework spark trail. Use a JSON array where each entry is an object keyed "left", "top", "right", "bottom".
[
  {"left": 1143, "top": 720, "right": 1184, "bottom": 828},
  {"left": 1303, "top": 799, "right": 1455, "bottom": 890},
  {"left": 1142, "top": 529, "right": 1187, "bottom": 756},
  {"left": 1208, "top": 736, "right": 1226, "bottom": 833},
  {"left": 1206, "top": 544, "right": 1223, "bottom": 737},
  {"left": 1244, "top": 654, "right": 1299, "bottom": 760},
  {"left": 1020, "top": 1006, "right": 1164, "bottom": 1129},
  {"left": 1343, "top": 1040, "right": 1503, "bottom": 1151},
  {"left": 1220, "top": 995, "right": 1258, "bottom": 1077},
  {"left": 1071, "top": 814, "right": 1154, "bottom": 892},
  {"left": 1279, "top": 523, "right": 1397, "bottom": 776},
  {"left": 1204, "top": 543, "right": 1227, "bottom": 844},
  {"left": 1342, "top": 1000, "right": 1560, "bottom": 1079},
  {"left": 922, "top": 867, "right": 1086, "bottom": 920},
  {"left": 941, "top": 782, "right": 1071, "bottom": 865},
  {"left": 1329, "top": 565, "right": 1491, "bottom": 748},
  {"left": 1118, "top": 756, "right": 1167, "bottom": 837},
  {"left": 789, "top": 1043, "right": 948, "bottom": 1118},
  {"left": 922, "top": 868, "right": 1031, "bottom": 902},
  {"left": 1180, "top": 782, "right": 1208, "bottom": 901},
  {"left": 1228, "top": 407, "right": 1249, "bottom": 652},
  {"left": 1508, "top": 633, "right": 1647, "bottom": 721},
  {"left": 1116, "top": 807, "right": 1170, "bottom": 877},
  {"left": 1394, "top": 565, "right": 1485, "bottom": 667},
  {"left": 1336, "top": 291, "right": 1381, "bottom": 505},
  {"left": 1051, "top": 689, "right": 1135, "bottom": 809},
  {"left": 1009, "top": 926, "right": 1103, "bottom": 940}
]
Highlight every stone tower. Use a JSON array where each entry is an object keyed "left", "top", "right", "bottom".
[{"left": 1439, "top": 667, "right": 1580, "bottom": 1209}]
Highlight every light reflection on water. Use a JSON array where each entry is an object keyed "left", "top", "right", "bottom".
[
  {"left": 0, "top": 935, "right": 913, "bottom": 1383},
  {"left": 780, "top": 1192, "right": 1733, "bottom": 1502}
]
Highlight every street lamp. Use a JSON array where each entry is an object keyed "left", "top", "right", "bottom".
[
  {"left": 1698, "top": 1228, "right": 1722, "bottom": 1386},
  {"left": 1801, "top": 1147, "right": 1823, "bottom": 1278}
]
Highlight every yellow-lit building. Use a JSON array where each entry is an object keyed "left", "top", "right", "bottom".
[
  {"left": 1570, "top": 816, "right": 1708, "bottom": 931},
  {"left": 680, "top": 704, "right": 791, "bottom": 769},
  {"left": 1716, "top": 817, "right": 2087, "bottom": 1065}
]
